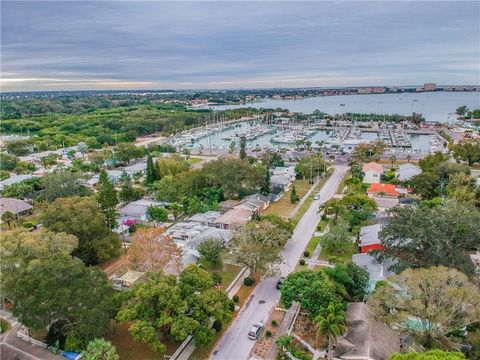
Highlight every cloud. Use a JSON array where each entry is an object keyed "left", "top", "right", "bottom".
[{"left": 1, "top": 1, "right": 479, "bottom": 91}]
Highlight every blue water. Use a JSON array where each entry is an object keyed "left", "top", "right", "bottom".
[{"left": 213, "top": 91, "right": 479, "bottom": 123}]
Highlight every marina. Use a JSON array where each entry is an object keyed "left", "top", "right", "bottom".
[{"left": 167, "top": 117, "right": 439, "bottom": 155}]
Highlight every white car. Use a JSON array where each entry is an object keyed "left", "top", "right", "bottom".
[
  {"left": 248, "top": 323, "right": 263, "bottom": 340},
  {"left": 313, "top": 193, "right": 321, "bottom": 200}
]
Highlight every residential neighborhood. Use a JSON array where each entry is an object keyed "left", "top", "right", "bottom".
[{"left": 1, "top": 2, "right": 480, "bottom": 360}]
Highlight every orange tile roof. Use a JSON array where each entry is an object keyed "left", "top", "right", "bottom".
[{"left": 367, "top": 183, "right": 400, "bottom": 197}]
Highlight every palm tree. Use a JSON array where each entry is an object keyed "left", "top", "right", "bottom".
[
  {"left": 315, "top": 305, "right": 347, "bottom": 359},
  {"left": 1, "top": 211, "right": 16, "bottom": 230},
  {"left": 389, "top": 154, "right": 397, "bottom": 168},
  {"left": 406, "top": 154, "right": 412, "bottom": 163}
]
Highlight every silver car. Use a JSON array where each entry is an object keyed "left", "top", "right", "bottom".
[
  {"left": 248, "top": 323, "right": 263, "bottom": 340},
  {"left": 313, "top": 193, "right": 321, "bottom": 200}
]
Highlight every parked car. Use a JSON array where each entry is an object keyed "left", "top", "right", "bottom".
[
  {"left": 313, "top": 193, "right": 321, "bottom": 200},
  {"left": 276, "top": 277, "right": 286, "bottom": 290},
  {"left": 248, "top": 323, "right": 263, "bottom": 340}
]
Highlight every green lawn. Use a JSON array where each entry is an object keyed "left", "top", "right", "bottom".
[
  {"left": 305, "top": 236, "right": 321, "bottom": 256},
  {"left": 187, "top": 157, "right": 203, "bottom": 165},
  {"left": 265, "top": 179, "right": 312, "bottom": 218},
  {"left": 204, "top": 263, "right": 242, "bottom": 290},
  {"left": 318, "top": 243, "right": 357, "bottom": 264},
  {"left": 316, "top": 219, "right": 328, "bottom": 232},
  {"left": 0, "top": 318, "right": 11, "bottom": 334}
]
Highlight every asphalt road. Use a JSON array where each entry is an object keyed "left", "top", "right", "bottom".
[{"left": 211, "top": 165, "right": 349, "bottom": 360}]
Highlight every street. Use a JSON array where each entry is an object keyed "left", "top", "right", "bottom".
[{"left": 211, "top": 165, "right": 349, "bottom": 360}]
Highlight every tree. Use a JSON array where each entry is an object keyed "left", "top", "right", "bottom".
[
  {"left": 451, "top": 139, "right": 480, "bottom": 165},
  {"left": 40, "top": 197, "right": 121, "bottom": 265},
  {"left": 294, "top": 154, "right": 325, "bottom": 181},
  {"left": 6, "top": 139, "right": 32, "bottom": 156},
  {"left": 145, "top": 154, "right": 157, "bottom": 184},
  {"left": 232, "top": 220, "right": 289, "bottom": 276},
  {"left": 113, "top": 143, "right": 144, "bottom": 165},
  {"left": 0, "top": 228, "right": 78, "bottom": 271},
  {"left": 445, "top": 172, "right": 479, "bottom": 205},
  {"left": 389, "top": 154, "right": 397, "bottom": 167},
  {"left": 1, "top": 177, "right": 43, "bottom": 199},
  {"left": 290, "top": 185, "right": 299, "bottom": 203},
  {"left": 239, "top": 136, "right": 247, "bottom": 159},
  {"left": 418, "top": 152, "right": 449, "bottom": 172},
  {"left": 261, "top": 169, "right": 271, "bottom": 195},
  {"left": 198, "top": 238, "right": 224, "bottom": 268},
  {"left": 455, "top": 105, "right": 468, "bottom": 116},
  {"left": 147, "top": 205, "right": 168, "bottom": 222},
  {"left": 42, "top": 170, "right": 91, "bottom": 202},
  {"left": 82, "top": 339, "right": 119, "bottom": 360},
  {"left": 320, "top": 218, "right": 352, "bottom": 255},
  {"left": 411, "top": 172, "right": 439, "bottom": 199},
  {"left": 378, "top": 202, "right": 480, "bottom": 275},
  {"left": 5, "top": 255, "right": 113, "bottom": 350},
  {"left": 127, "top": 227, "right": 182, "bottom": 274},
  {"left": 324, "top": 262, "right": 369, "bottom": 301},
  {"left": 228, "top": 140, "right": 235, "bottom": 154},
  {"left": 1, "top": 211, "right": 17, "bottom": 229},
  {"left": 280, "top": 270, "right": 339, "bottom": 317},
  {"left": 117, "top": 266, "right": 232, "bottom": 352},
  {"left": 315, "top": 304, "right": 347, "bottom": 358},
  {"left": 349, "top": 140, "right": 386, "bottom": 164},
  {"left": 96, "top": 170, "right": 118, "bottom": 229},
  {"left": 389, "top": 350, "right": 466, "bottom": 360},
  {"left": 119, "top": 172, "right": 143, "bottom": 203},
  {"left": 0, "top": 152, "right": 19, "bottom": 171},
  {"left": 369, "top": 267, "right": 480, "bottom": 349}
]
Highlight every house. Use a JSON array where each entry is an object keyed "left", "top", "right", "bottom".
[
  {"left": 0, "top": 198, "right": 33, "bottom": 222},
  {"left": 86, "top": 170, "right": 124, "bottom": 187},
  {"left": 397, "top": 163, "right": 422, "bottom": 181},
  {"left": 187, "top": 211, "right": 222, "bottom": 227},
  {"left": 270, "top": 166, "right": 296, "bottom": 195},
  {"left": 367, "top": 183, "right": 400, "bottom": 198},
  {"left": 123, "top": 161, "right": 147, "bottom": 175},
  {"left": 235, "top": 193, "right": 270, "bottom": 215},
  {"left": 0, "top": 174, "right": 33, "bottom": 192},
  {"left": 215, "top": 193, "right": 270, "bottom": 230},
  {"left": 359, "top": 224, "right": 383, "bottom": 253},
  {"left": 342, "top": 139, "right": 369, "bottom": 153},
  {"left": 111, "top": 270, "right": 145, "bottom": 290},
  {"left": 362, "top": 162, "right": 383, "bottom": 184},
  {"left": 215, "top": 207, "right": 252, "bottom": 230},
  {"left": 118, "top": 199, "right": 168, "bottom": 221},
  {"left": 352, "top": 253, "right": 395, "bottom": 291},
  {"left": 166, "top": 222, "right": 234, "bottom": 266},
  {"left": 336, "top": 302, "right": 400, "bottom": 360}
]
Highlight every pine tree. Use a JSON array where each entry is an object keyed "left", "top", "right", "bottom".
[
  {"left": 96, "top": 170, "right": 118, "bottom": 229},
  {"left": 239, "top": 136, "right": 247, "bottom": 160},
  {"left": 119, "top": 172, "right": 136, "bottom": 204},
  {"left": 154, "top": 161, "right": 161, "bottom": 181},
  {"left": 146, "top": 154, "right": 156, "bottom": 184},
  {"left": 261, "top": 169, "right": 271, "bottom": 195},
  {"left": 290, "top": 185, "right": 299, "bottom": 203}
]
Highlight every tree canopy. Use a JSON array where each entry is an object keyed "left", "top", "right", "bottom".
[
  {"left": 369, "top": 267, "right": 480, "bottom": 350},
  {"left": 116, "top": 266, "right": 232, "bottom": 352},
  {"left": 40, "top": 196, "right": 121, "bottom": 265},
  {"left": 389, "top": 350, "right": 466, "bottom": 360},
  {"left": 280, "top": 270, "right": 339, "bottom": 317},
  {"left": 378, "top": 202, "right": 480, "bottom": 275}
]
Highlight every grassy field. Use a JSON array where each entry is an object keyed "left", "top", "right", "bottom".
[
  {"left": 265, "top": 179, "right": 312, "bottom": 218},
  {"left": 318, "top": 243, "right": 357, "bottom": 264},
  {"left": 204, "top": 263, "right": 242, "bottom": 290},
  {"left": 304, "top": 236, "right": 321, "bottom": 256},
  {"left": 187, "top": 156, "right": 204, "bottom": 165}
]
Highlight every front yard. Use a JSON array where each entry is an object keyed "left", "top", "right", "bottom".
[{"left": 265, "top": 179, "right": 312, "bottom": 218}]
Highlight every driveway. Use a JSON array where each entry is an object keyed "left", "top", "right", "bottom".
[{"left": 211, "top": 165, "right": 349, "bottom": 360}]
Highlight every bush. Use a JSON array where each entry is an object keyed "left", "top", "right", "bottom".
[
  {"left": 232, "top": 295, "right": 239, "bottom": 303},
  {"left": 271, "top": 320, "right": 278, "bottom": 327},
  {"left": 321, "top": 213, "right": 328, "bottom": 221},
  {"left": 266, "top": 330, "right": 273, "bottom": 338},
  {"left": 22, "top": 221, "right": 35, "bottom": 229},
  {"left": 212, "top": 320, "right": 222, "bottom": 332},
  {"left": 299, "top": 259, "right": 306, "bottom": 266},
  {"left": 303, "top": 251, "right": 310, "bottom": 257},
  {"left": 229, "top": 301, "right": 235, "bottom": 312},
  {"left": 211, "top": 272, "right": 222, "bottom": 286},
  {"left": 244, "top": 276, "right": 254, "bottom": 286}
]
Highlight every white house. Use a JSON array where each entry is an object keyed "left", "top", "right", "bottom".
[
  {"left": 118, "top": 199, "right": 168, "bottom": 221},
  {"left": 362, "top": 162, "right": 383, "bottom": 184},
  {"left": 397, "top": 163, "right": 422, "bottom": 181}
]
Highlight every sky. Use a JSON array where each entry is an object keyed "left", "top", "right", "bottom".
[{"left": 1, "top": 1, "right": 479, "bottom": 91}]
